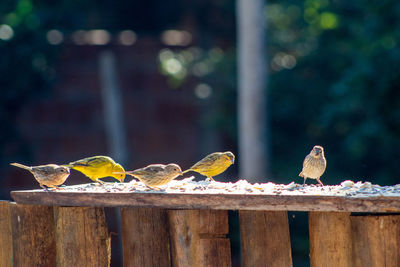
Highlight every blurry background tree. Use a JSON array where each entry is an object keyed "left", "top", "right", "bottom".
[{"left": 2, "top": 0, "right": 400, "bottom": 266}]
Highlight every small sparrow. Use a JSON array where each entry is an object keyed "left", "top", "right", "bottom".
[
  {"left": 10, "top": 162, "right": 70, "bottom": 190},
  {"left": 64, "top": 155, "right": 125, "bottom": 184},
  {"left": 299, "top": 145, "right": 326, "bottom": 186},
  {"left": 120, "top": 163, "right": 183, "bottom": 189},
  {"left": 182, "top": 151, "right": 235, "bottom": 181}
]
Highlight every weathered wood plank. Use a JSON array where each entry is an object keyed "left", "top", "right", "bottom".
[
  {"left": 10, "top": 203, "right": 56, "bottom": 266},
  {"left": 54, "top": 207, "right": 110, "bottom": 266},
  {"left": 121, "top": 208, "right": 171, "bottom": 266},
  {"left": 0, "top": 201, "right": 13, "bottom": 267},
  {"left": 351, "top": 215, "right": 400, "bottom": 267},
  {"left": 309, "top": 212, "right": 352, "bottom": 267},
  {"left": 10, "top": 190, "right": 400, "bottom": 212},
  {"left": 240, "top": 211, "right": 292, "bottom": 267},
  {"left": 169, "top": 210, "right": 231, "bottom": 267}
]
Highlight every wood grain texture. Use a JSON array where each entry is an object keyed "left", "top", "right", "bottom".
[
  {"left": 0, "top": 201, "right": 13, "bottom": 267},
  {"left": 240, "top": 211, "right": 292, "bottom": 267},
  {"left": 309, "top": 212, "right": 352, "bottom": 267},
  {"left": 121, "top": 208, "right": 171, "bottom": 267},
  {"left": 11, "top": 190, "right": 400, "bottom": 212},
  {"left": 351, "top": 215, "right": 400, "bottom": 267},
  {"left": 10, "top": 203, "right": 56, "bottom": 266},
  {"left": 54, "top": 207, "right": 110, "bottom": 267},
  {"left": 168, "top": 210, "right": 231, "bottom": 267}
]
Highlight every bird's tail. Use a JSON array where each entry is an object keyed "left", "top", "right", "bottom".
[
  {"left": 182, "top": 169, "right": 191, "bottom": 174},
  {"left": 10, "top": 163, "right": 31, "bottom": 171},
  {"left": 61, "top": 164, "right": 73, "bottom": 168},
  {"left": 113, "top": 171, "right": 135, "bottom": 177}
]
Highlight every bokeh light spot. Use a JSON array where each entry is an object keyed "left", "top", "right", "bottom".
[
  {"left": 319, "top": 12, "right": 338, "bottom": 29},
  {"left": 164, "top": 58, "right": 182, "bottom": 75},
  {"left": 46, "top": 30, "right": 63, "bottom": 45},
  {"left": 0, "top": 24, "right": 14, "bottom": 41},
  {"left": 161, "top": 30, "right": 192, "bottom": 46},
  {"left": 194, "top": 83, "right": 213, "bottom": 99},
  {"left": 118, "top": 30, "right": 137, "bottom": 45},
  {"left": 87, "top": 29, "right": 110, "bottom": 45},
  {"left": 72, "top": 30, "right": 87, "bottom": 45}
]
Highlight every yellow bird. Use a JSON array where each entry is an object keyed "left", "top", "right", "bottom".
[
  {"left": 182, "top": 151, "right": 235, "bottom": 181},
  {"left": 121, "top": 163, "right": 182, "bottom": 189},
  {"left": 299, "top": 145, "right": 327, "bottom": 186},
  {"left": 10, "top": 162, "right": 70, "bottom": 190},
  {"left": 64, "top": 155, "right": 125, "bottom": 184}
]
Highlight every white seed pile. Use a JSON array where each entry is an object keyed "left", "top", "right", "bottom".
[{"left": 53, "top": 177, "right": 400, "bottom": 198}]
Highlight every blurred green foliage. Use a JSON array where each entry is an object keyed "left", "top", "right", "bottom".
[
  {"left": 265, "top": 0, "right": 400, "bottom": 186},
  {"left": 0, "top": 0, "right": 59, "bottom": 168}
]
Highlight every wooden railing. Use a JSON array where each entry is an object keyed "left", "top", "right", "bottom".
[{"left": 2, "top": 185, "right": 400, "bottom": 266}]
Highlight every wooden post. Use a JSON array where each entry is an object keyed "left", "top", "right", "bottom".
[
  {"left": 0, "top": 201, "right": 13, "bottom": 267},
  {"left": 168, "top": 210, "right": 231, "bottom": 267},
  {"left": 239, "top": 211, "right": 292, "bottom": 267},
  {"left": 120, "top": 208, "right": 171, "bottom": 266},
  {"left": 54, "top": 207, "right": 110, "bottom": 266},
  {"left": 309, "top": 212, "right": 352, "bottom": 267},
  {"left": 10, "top": 203, "right": 56, "bottom": 266},
  {"left": 351, "top": 215, "right": 400, "bottom": 267}
]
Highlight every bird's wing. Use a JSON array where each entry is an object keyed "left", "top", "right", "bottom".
[
  {"left": 302, "top": 155, "right": 310, "bottom": 168},
  {"left": 130, "top": 165, "right": 165, "bottom": 175},
  {"left": 191, "top": 153, "right": 219, "bottom": 169},
  {"left": 69, "top": 156, "right": 110, "bottom": 167}
]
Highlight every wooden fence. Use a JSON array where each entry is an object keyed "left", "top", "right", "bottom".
[{"left": 2, "top": 188, "right": 400, "bottom": 266}]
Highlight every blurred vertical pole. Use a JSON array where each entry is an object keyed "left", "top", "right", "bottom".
[
  {"left": 99, "top": 50, "right": 128, "bottom": 266},
  {"left": 99, "top": 50, "right": 128, "bottom": 165},
  {"left": 237, "top": 0, "right": 269, "bottom": 181}
]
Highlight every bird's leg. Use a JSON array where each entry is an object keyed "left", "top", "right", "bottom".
[
  {"left": 40, "top": 184, "right": 50, "bottom": 193},
  {"left": 206, "top": 176, "right": 215, "bottom": 182},
  {"left": 147, "top": 185, "right": 161, "bottom": 191},
  {"left": 317, "top": 178, "right": 324, "bottom": 186},
  {"left": 96, "top": 179, "right": 105, "bottom": 185},
  {"left": 303, "top": 177, "right": 307, "bottom": 186}
]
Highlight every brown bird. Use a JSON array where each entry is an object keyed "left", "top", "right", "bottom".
[
  {"left": 121, "top": 163, "right": 183, "bottom": 189},
  {"left": 299, "top": 145, "right": 326, "bottom": 186},
  {"left": 10, "top": 163, "right": 70, "bottom": 190}
]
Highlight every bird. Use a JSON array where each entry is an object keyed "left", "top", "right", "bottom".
[
  {"left": 119, "top": 163, "right": 183, "bottom": 189},
  {"left": 299, "top": 145, "right": 326, "bottom": 186},
  {"left": 63, "top": 155, "right": 125, "bottom": 184},
  {"left": 182, "top": 151, "right": 235, "bottom": 181},
  {"left": 10, "top": 162, "right": 70, "bottom": 190}
]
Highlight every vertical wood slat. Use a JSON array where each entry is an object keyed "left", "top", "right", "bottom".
[
  {"left": 169, "top": 210, "right": 231, "bottom": 267},
  {"left": 309, "top": 212, "right": 352, "bottom": 267},
  {"left": 240, "top": 210, "right": 293, "bottom": 267},
  {"left": 10, "top": 203, "right": 56, "bottom": 266},
  {"left": 54, "top": 207, "right": 110, "bottom": 267},
  {"left": 351, "top": 215, "right": 400, "bottom": 267},
  {"left": 0, "top": 202, "right": 13, "bottom": 267},
  {"left": 121, "top": 208, "right": 171, "bottom": 267}
]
